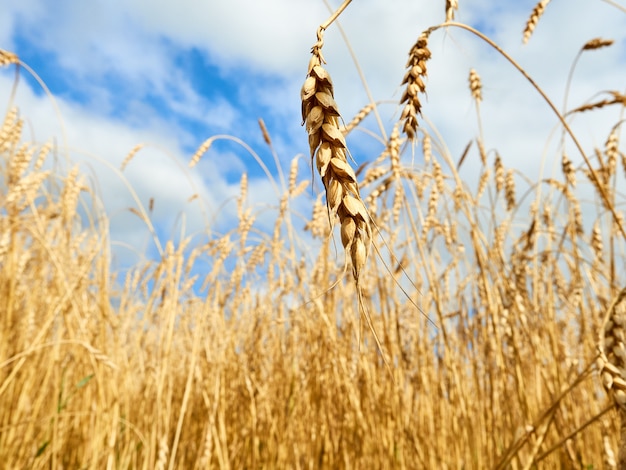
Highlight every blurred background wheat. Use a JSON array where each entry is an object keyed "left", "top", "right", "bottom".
[{"left": 1, "top": 1, "right": 626, "bottom": 468}]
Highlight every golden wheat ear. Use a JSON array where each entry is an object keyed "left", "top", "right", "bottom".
[
  {"left": 598, "top": 289, "right": 626, "bottom": 460},
  {"left": 522, "top": 0, "right": 551, "bottom": 44},
  {"left": 400, "top": 29, "right": 433, "bottom": 142},
  {"left": 301, "top": 25, "right": 371, "bottom": 284},
  {"left": 0, "top": 49, "right": 19, "bottom": 67}
]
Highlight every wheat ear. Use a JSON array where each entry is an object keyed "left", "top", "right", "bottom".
[
  {"left": 522, "top": 0, "right": 551, "bottom": 44},
  {"left": 301, "top": 26, "right": 371, "bottom": 282},
  {"left": 598, "top": 288, "right": 626, "bottom": 466},
  {"left": 301, "top": 11, "right": 397, "bottom": 381},
  {"left": 400, "top": 28, "right": 433, "bottom": 141},
  {"left": 0, "top": 49, "right": 19, "bottom": 67}
]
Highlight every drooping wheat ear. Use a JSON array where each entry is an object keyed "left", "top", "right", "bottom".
[
  {"left": 445, "top": 0, "right": 458, "bottom": 22},
  {"left": 400, "top": 28, "right": 433, "bottom": 142},
  {"left": 301, "top": 26, "right": 371, "bottom": 281},
  {"left": 522, "top": 0, "right": 551, "bottom": 44},
  {"left": 0, "top": 49, "right": 19, "bottom": 67},
  {"left": 598, "top": 288, "right": 626, "bottom": 465},
  {"left": 468, "top": 68, "right": 482, "bottom": 103},
  {"left": 583, "top": 38, "right": 614, "bottom": 51}
]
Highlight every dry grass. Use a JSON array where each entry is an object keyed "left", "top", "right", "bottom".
[{"left": 1, "top": 2, "right": 626, "bottom": 469}]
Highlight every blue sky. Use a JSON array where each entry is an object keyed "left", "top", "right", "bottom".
[{"left": 1, "top": 0, "right": 625, "bottom": 269}]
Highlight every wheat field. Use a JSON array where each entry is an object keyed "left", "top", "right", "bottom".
[{"left": 1, "top": 1, "right": 626, "bottom": 468}]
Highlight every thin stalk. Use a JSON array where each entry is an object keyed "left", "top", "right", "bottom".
[{"left": 320, "top": 0, "right": 352, "bottom": 31}]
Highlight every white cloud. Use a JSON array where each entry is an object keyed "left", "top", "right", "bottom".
[{"left": 1, "top": 0, "right": 625, "bottom": 267}]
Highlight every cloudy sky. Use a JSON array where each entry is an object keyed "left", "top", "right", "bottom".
[{"left": 1, "top": 0, "right": 624, "bottom": 269}]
